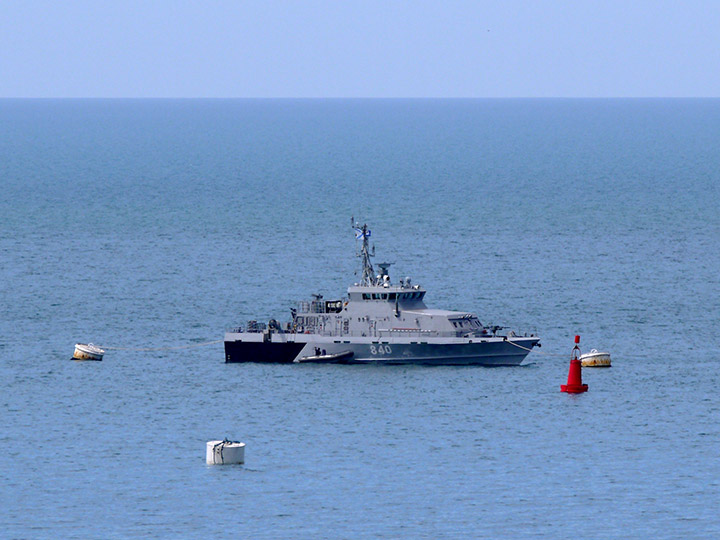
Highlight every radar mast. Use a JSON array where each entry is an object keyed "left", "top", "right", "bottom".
[{"left": 352, "top": 218, "right": 375, "bottom": 286}]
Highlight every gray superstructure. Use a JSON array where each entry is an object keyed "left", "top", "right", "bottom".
[{"left": 224, "top": 221, "right": 540, "bottom": 365}]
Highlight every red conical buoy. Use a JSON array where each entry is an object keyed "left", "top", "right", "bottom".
[{"left": 561, "top": 335, "right": 588, "bottom": 393}]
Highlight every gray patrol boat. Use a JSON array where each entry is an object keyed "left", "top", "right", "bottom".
[{"left": 224, "top": 221, "right": 540, "bottom": 365}]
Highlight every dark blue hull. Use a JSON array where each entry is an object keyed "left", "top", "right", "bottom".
[{"left": 224, "top": 340, "right": 305, "bottom": 363}]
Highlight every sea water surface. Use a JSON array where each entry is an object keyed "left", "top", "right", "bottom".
[{"left": 1, "top": 99, "right": 719, "bottom": 538}]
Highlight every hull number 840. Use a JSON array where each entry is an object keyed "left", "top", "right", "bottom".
[{"left": 370, "top": 344, "right": 392, "bottom": 355}]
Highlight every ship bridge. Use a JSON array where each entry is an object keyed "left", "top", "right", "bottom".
[{"left": 346, "top": 285, "right": 426, "bottom": 304}]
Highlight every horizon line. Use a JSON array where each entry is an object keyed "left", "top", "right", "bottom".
[{"left": 1, "top": 96, "right": 719, "bottom": 100}]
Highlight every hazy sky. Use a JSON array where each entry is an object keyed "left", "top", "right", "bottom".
[{"left": 2, "top": 0, "right": 719, "bottom": 97}]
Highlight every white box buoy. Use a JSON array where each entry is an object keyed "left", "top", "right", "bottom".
[{"left": 206, "top": 439, "right": 245, "bottom": 465}]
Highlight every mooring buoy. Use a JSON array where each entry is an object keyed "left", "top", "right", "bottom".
[{"left": 206, "top": 439, "right": 245, "bottom": 465}]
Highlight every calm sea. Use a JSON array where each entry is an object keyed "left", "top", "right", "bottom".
[{"left": 1, "top": 99, "right": 719, "bottom": 539}]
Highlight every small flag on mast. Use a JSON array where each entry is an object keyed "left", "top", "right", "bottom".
[{"left": 354, "top": 227, "right": 372, "bottom": 239}]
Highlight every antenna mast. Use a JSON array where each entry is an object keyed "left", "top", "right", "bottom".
[{"left": 352, "top": 219, "right": 375, "bottom": 286}]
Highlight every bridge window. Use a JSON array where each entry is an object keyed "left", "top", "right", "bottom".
[
  {"left": 362, "top": 294, "right": 370, "bottom": 300},
  {"left": 388, "top": 293, "right": 396, "bottom": 300}
]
